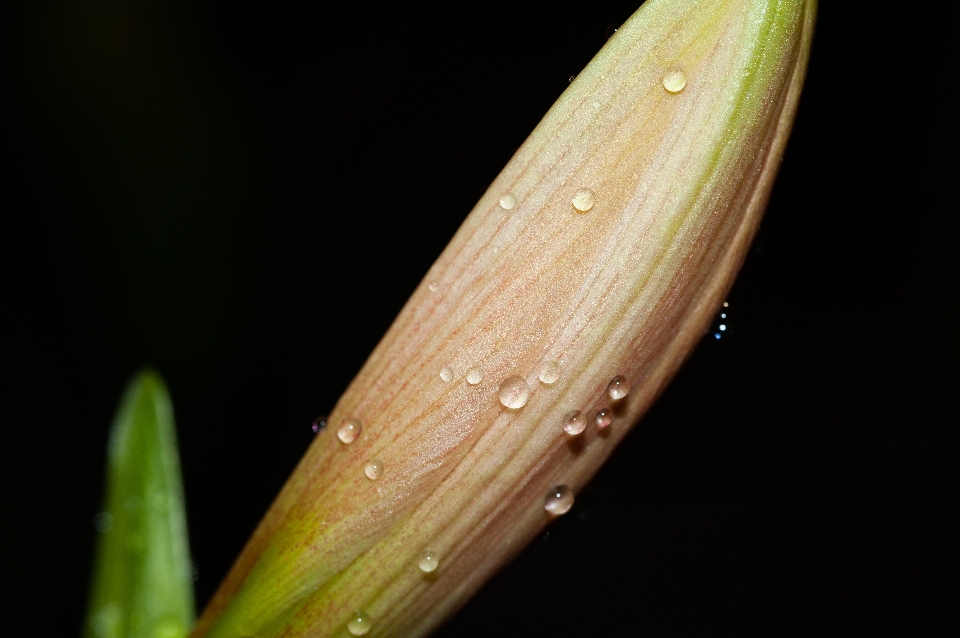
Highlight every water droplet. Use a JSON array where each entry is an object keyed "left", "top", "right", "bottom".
[
  {"left": 594, "top": 408, "right": 613, "bottom": 429},
  {"left": 337, "top": 419, "right": 362, "bottom": 444},
  {"left": 568, "top": 75, "right": 576, "bottom": 83},
  {"left": 593, "top": 101, "right": 601, "bottom": 109},
  {"left": 563, "top": 410, "right": 586, "bottom": 435},
  {"left": 466, "top": 366, "right": 484, "bottom": 385},
  {"left": 662, "top": 70, "right": 687, "bottom": 93},
  {"left": 709, "top": 300, "right": 733, "bottom": 340},
  {"left": 428, "top": 281, "right": 439, "bottom": 292},
  {"left": 607, "top": 375, "right": 630, "bottom": 400},
  {"left": 571, "top": 188, "right": 596, "bottom": 212},
  {"left": 538, "top": 361, "right": 560, "bottom": 385},
  {"left": 91, "top": 603, "right": 122, "bottom": 638},
  {"left": 498, "top": 375, "right": 531, "bottom": 409},
  {"left": 347, "top": 611, "right": 372, "bottom": 636},
  {"left": 418, "top": 549, "right": 440, "bottom": 573},
  {"left": 94, "top": 512, "right": 113, "bottom": 533},
  {"left": 155, "top": 618, "right": 182, "bottom": 638},
  {"left": 605, "top": 23, "right": 620, "bottom": 39},
  {"left": 499, "top": 193, "right": 516, "bottom": 210},
  {"left": 364, "top": 459, "right": 383, "bottom": 480},
  {"left": 544, "top": 485, "right": 574, "bottom": 515},
  {"left": 439, "top": 366, "right": 454, "bottom": 382},
  {"left": 311, "top": 415, "right": 327, "bottom": 433}
]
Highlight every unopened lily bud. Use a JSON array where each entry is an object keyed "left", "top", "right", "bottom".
[{"left": 192, "top": 0, "right": 816, "bottom": 636}]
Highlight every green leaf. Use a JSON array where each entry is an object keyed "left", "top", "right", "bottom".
[{"left": 84, "top": 370, "right": 195, "bottom": 638}]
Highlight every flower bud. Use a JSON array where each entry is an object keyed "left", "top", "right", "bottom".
[{"left": 192, "top": 1, "right": 816, "bottom": 636}]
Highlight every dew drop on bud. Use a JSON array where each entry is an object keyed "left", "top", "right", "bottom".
[
  {"left": 662, "top": 70, "right": 687, "bottom": 93},
  {"left": 607, "top": 375, "right": 630, "bottom": 400},
  {"left": 311, "top": 415, "right": 327, "bottom": 433},
  {"left": 544, "top": 485, "right": 574, "bottom": 515},
  {"left": 499, "top": 193, "right": 516, "bottom": 210},
  {"left": 498, "top": 375, "right": 531, "bottom": 409},
  {"left": 347, "top": 611, "right": 372, "bottom": 636},
  {"left": 563, "top": 410, "right": 586, "bottom": 435},
  {"left": 538, "top": 361, "right": 560, "bottom": 384},
  {"left": 466, "top": 366, "right": 484, "bottom": 385},
  {"left": 364, "top": 459, "right": 383, "bottom": 480},
  {"left": 594, "top": 408, "right": 613, "bottom": 429},
  {"left": 337, "top": 419, "right": 362, "bottom": 444},
  {"left": 428, "top": 281, "right": 439, "bottom": 292},
  {"left": 571, "top": 188, "right": 596, "bottom": 212},
  {"left": 418, "top": 549, "right": 440, "bottom": 573},
  {"left": 440, "top": 366, "right": 454, "bottom": 383}
]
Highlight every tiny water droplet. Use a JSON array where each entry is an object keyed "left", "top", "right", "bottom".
[
  {"left": 364, "top": 459, "right": 383, "bottom": 480},
  {"left": 563, "top": 410, "right": 586, "bottom": 435},
  {"left": 499, "top": 193, "right": 516, "bottom": 210},
  {"left": 594, "top": 408, "right": 613, "bottom": 429},
  {"left": 498, "top": 375, "right": 531, "bottom": 409},
  {"left": 155, "top": 618, "right": 182, "bottom": 638},
  {"left": 466, "top": 366, "right": 484, "bottom": 385},
  {"left": 709, "top": 300, "right": 734, "bottom": 340},
  {"left": 538, "top": 361, "right": 560, "bottom": 385},
  {"left": 568, "top": 75, "right": 576, "bottom": 83},
  {"left": 428, "top": 281, "right": 439, "bottom": 292},
  {"left": 544, "top": 485, "right": 574, "bottom": 515},
  {"left": 571, "top": 188, "right": 595, "bottom": 212},
  {"left": 94, "top": 512, "right": 113, "bottom": 533},
  {"left": 311, "top": 415, "right": 327, "bottom": 433},
  {"left": 607, "top": 375, "right": 630, "bottom": 400},
  {"left": 593, "top": 101, "right": 601, "bottom": 109},
  {"left": 605, "top": 23, "right": 620, "bottom": 39},
  {"left": 337, "top": 419, "right": 362, "bottom": 444},
  {"left": 662, "top": 70, "right": 687, "bottom": 93},
  {"left": 418, "top": 549, "right": 440, "bottom": 573},
  {"left": 440, "top": 366, "right": 454, "bottom": 382},
  {"left": 347, "top": 612, "right": 372, "bottom": 636}
]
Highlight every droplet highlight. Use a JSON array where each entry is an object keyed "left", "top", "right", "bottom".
[
  {"left": 571, "top": 188, "right": 596, "bottom": 212},
  {"left": 498, "top": 375, "right": 531, "bottom": 409},
  {"left": 662, "top": 70, "right": 687, "bottom": 93},
  {"left": 538, "top": 361, "right": 560, "bottom": 385},
  {"left": 94, "top": 512, "right": 113, "bottom": 533},
  {"left": 563, "top": 410, "right": 586, "bottom": 435},
  {"left": 594, "top": 408, "right": 613, "bottom": 429},
  {"left": 544, "top": 485, "right": 574, "bottom": 515},
  {"left": 418, "top": 549, "right": 440, "bottom": 573},
  {"left": 499, "top": 193, "right": 516, "bottom": 210},
  {"left": 428, "top": 281, "right": 439, "bottom": 292},
  {"left": 347, "top": 612, "right": 372, "bottom": 636},
  {"left": 466, "top": 366, "right": 484, "bottom": 385},
  {"left": 607, "top": 375, "right": 630, "bottom": 400},
  {"left": 440, "top": 366, "right": 454, "bottom": 382},
  {"left": 337, "top": 419, "right": 362, "bottom": 444},
  {"left": 311, "top": 415, "right": 327, "bottom": 433},
  {"left": 364, "top": 459, "right": 383, "bottom": 480}
]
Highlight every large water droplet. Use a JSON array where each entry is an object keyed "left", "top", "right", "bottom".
[
  {"left": 347, "top": 612, "right": 372, "bottom": 636},
  {"left": 571, "top": 188, "right": 596, "bottom": 212},
  {"left": 311, "top": 415, "right": 327, "bottom": 433},
  {"left": 538, "top": 361, "right": 560, "bottom": 385},
  {"left": 499, "top": 193, "right": 516, "bottom": 210},
  {"left": 563, "top": 410, "right": 586, "bottom": 435},
  {"left": 498, "top": 375, "right": 531, "bottom": 409},
  {"left": 364, "top": 459, "right": 383, "bottom": 480},
  {"left": 440, "top": 366, "right": 454, "bottom": 382},
  {"left": 544, "top": 485, "right": 574, "bottom": 515},
  {"left": 466, "top": 366, "right": 484, "bottom": 385},
  {"left": 607, "top": 375, "right": 630, "bottom": 400},
  {"left": 338, "top": 419, "right": 362, "bottom": 444},
  {"left": 662, "top": 70, "right": 687, "bottom": 93},
  {"left": 418, "top": 549, "right": 440, "bottom": 573},
  {"left": 594, "top": 408, "right": 613, "bottom": 429}
]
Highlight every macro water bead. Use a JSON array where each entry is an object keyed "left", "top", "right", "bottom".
[
  {"left": 544, "top": 485, "right": 574, "bottom": 515},
  {"left": 498, "top": 375, "right": 531, "bottom": 409},
  {"left": 337, "top": 419, "right": 362, "bottom": 444}
]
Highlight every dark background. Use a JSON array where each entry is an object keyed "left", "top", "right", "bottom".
[{"left": 1, "top": 1, "right": 955, "bottom": 636}]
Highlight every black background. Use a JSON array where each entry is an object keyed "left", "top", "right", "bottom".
[{"left": 2, "top": 1, "right": 955, "bottom": 636}]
